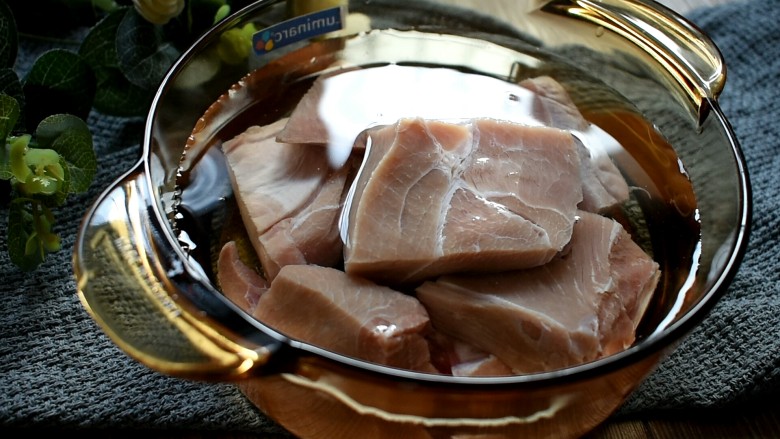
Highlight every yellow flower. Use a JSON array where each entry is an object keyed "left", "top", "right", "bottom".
[
  {"left": 133, "top": 0, "right": 185, "bottom": 25},
  {"left": 217, "top": 23, "right": 257, "bottom": 65}
]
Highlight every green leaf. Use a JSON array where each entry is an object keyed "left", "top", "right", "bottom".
[
  {"left": 214, "top": 4, "right": 231, "bottom": 24},
  {"left": 0, "top": 157, "right": 11, "bottom": 182},
  {"left": 91, "top": 0, "right": 120, "bottom": 12},
  {"left": 7, "top": 198, "right": 44, "bottom": 271},
  {"left": 189, "top": 0, "right": 229, "bottom": 36},
  {"left": 92, "top": 67, "right": 151, "bottom": 116},
  {"left": 0, "top": 96, "right": 21, "bottom": 183},
  {"left": 0, "top": 1, "right": 18, "bottom": 69},
  {"left": 34, "top": 156, "right": 71, "bottom": 207},
  {"left": 0, "top": 93, "right": 19, "bottom": 142},
  {"left": 116, "top": 8, "right": 181, "bottom": 90},
  {"left": 22, "top": 49, "right": 96, "bottom": 129},
  {"left": 11, "top": 0, "right": 107, "bottom": 36},
  {"left": 79, "top": 7, "right": 128, "bottom": 70},
  {"left": 0, "top": 69, "right": 25, "bottom": 131},
  {"left": 79, "top": 8, "right": 153, "bottom": 116},
  {"left": 34, "top": 114, "right": 96, "bottom": 193}
]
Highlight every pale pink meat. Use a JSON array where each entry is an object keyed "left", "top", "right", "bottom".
[
  {"left": 222, "top": 118, "right": 329, "bottom": 241},
  {"left": 415, "top": 210, "right": 660, "bottom": 374},
  {"left": 253, "top": 265, "right": 437, "bottom": 372},
  {"left": 256, "top": 155, "right": 358, "bottom": 280},
  {"left": 520, "top": 76, "right": 630, "bottom": 212},
  {"left": 219, "top": 68, "right": 658, "bottom": 376},
  {"left": 427, "top": 331, "right": 513, "bottom": 377},
  {"left": 222, "top": 118, "right": 352, "bottom": 281},
  {"left": 575, "top": 140, "right": 632, "bottom": 212},
  {"left": 275, "top": 76, "right": 330, "bottom": 145},
  {"left": 278, "top": 69, "right": 629, "bottom": 213},
  {"left": 451, "top": 352, "right": 514, "bottom": 377},
  {"left": 344, "top": 117, "right": 582, "bottom": 285},
  {"left": 276, "top": 66, "right": 361, "bottom": 145},
  {"left": 519, "top": 76, "right": 589, "bottom": 131},
  {"left": 217, "top": 241, "right": 268, "bottom": 313},
  {"left": 464, "top": 118, "right": 582, "bottom": 249}
]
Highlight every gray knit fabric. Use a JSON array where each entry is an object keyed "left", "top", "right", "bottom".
[
  {"left": 618, "top": 0, "right": 780, "bottom": 413},
  {"left": 1, "top": 0, "right": 778, "bottom": 435}
]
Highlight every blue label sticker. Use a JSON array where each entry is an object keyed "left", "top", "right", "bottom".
[{"left": 253, "top": 6, "right": 345, "bottom": 55}]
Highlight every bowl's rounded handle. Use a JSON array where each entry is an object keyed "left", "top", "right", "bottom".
[
  {"left": 73, "top": 160, "right": 287, "bottom": 381},
  {"left": 544, "top": 0, "right": 726, "bottom": 124}
]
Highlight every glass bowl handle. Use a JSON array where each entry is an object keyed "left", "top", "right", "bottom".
[
  {"left": 73, "top": 160, "right": 287, "bottom": 380},
  {"left": 545, "top": 0, "right": 726, "bottom": 124}
]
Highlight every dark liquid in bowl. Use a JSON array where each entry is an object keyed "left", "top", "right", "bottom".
[{"left": 175, "top": 31, "right": 701, "bottom": 352}]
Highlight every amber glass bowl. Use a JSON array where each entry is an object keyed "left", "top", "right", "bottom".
[{"left": 73, "top": 1, "right": 750, "bottom": 438}]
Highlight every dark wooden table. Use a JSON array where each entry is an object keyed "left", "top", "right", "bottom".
[
  {"left": 591, "top": 398, "right": 780, "bottom": 438},
  {"left": 19, "top": 399, "right": 779, "bottom": 439}
]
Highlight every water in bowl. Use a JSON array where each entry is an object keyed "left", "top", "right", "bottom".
[{"left": 173, "top": 29, "right": 700, "bottom": 360}]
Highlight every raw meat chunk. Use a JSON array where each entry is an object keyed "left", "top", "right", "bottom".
[
  {"left": 275, "top": 67, "right": 359, "bottom": 146},
  {"left": 343, "top": 117, "right": 582, "bottom": 285},
  {"left": 222, "top": 118, "right": 351, "bottom": 281},
  {"left": 520, "top": 76, "right": 630, "bottom": 212},
  {"left": 464, "top": 118, "right": 581, "bottom": 249},
  {"left": 519, "top": 76, "right": 590, "bottom": 131},
  {"left": 275, "top": 74, "right": 330, "bottom": 145},
  {"left": 415, "top": 210, "right": 660, "bottom": 374},
  {"left": 256, "top": 155, "right": 358, "bottom": 280},
  {"left": 427, "top": 331, "right": 513, "bottom": 377},
  {"left": 217, "top": 241, "right": 267, "bottom": 313},
  {"left": 451, "top": 351, "right": 513, "bottom": 377},
  {"left": 253, "top": 265, "right": 437, "bottom": 372},
  {"left": 277, "top": 67, "right": 629, "bottom": 213},
  {"left": 217, "top": 66, "right": 657, "bottom": 377},
  {"left": 222, "top": 118, "right": 329, "bottom": 241},
  {"left": 575, "top": 139, "right": 632, "bottom": 213}
]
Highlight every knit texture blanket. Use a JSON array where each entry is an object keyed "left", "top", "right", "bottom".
[{"left": 1, "top": 0, "right": 778, "bottom": 434}]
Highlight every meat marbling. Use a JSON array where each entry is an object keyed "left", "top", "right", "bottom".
[
  {"left": 415, "top": 210, "right": 660, "bottom": 374},
  {"left": 217, "top": 240, "right": 267, "bottom": 313},
  {"left": 253, "top": 264, "right": 437, "bottom": 373},
  {"left": 222, "top": 118, "right": 353, "bottom": 281},
  {"left": 427, "top": 331, "right": 513, "bottom": 377},
  {"left": 215, "top": 67, "right": 659, "bottom": 376},
  {"left": 343, "top": 117, "right": 582, "bottom": 285},
  {"left": 277, "top": 67, "right": 630, "bottom": 213},
  {"left": 519, "top": 76, "right": 630, "bottom": 212}
]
